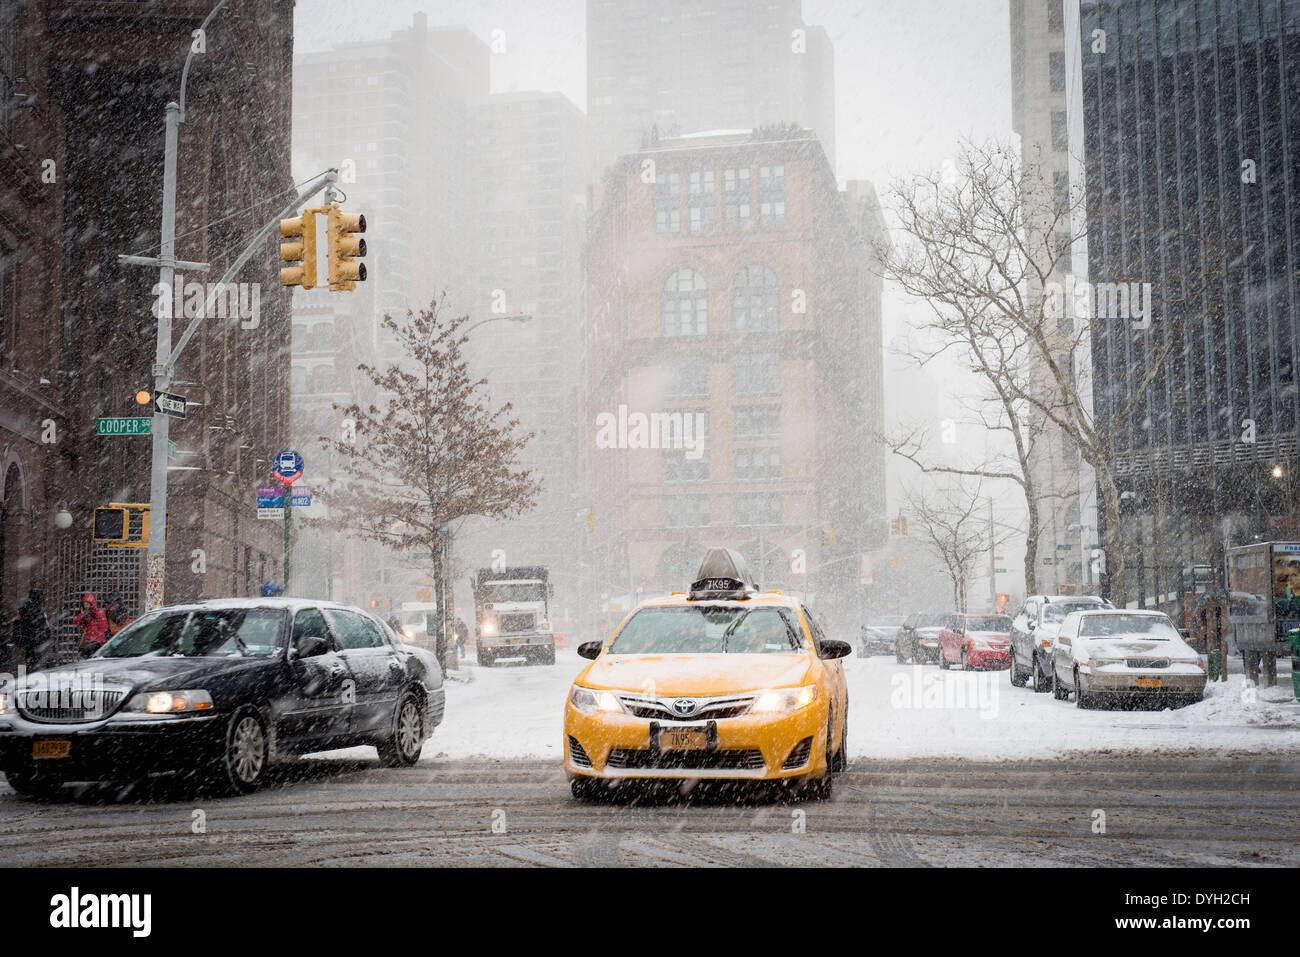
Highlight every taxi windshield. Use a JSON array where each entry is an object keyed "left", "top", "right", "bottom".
[{"left": 609, "top": 605, "right": 803, "bottom": 654}]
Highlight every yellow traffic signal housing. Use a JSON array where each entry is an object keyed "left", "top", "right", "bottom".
[
  {"left": 587, "top": 513, "right": 595, "bottom": 534},
  {"left": 92, "top": 502, "right": 166, "bottom": 548},
  {"left": 822, "top": 529, "right": 837, "bottom": 547},
  {"left": 280, "top": 211, "right": 318, "bottom": 289},
  {"left": 326, "top": 204, "right": 366, "bottom": 291}
]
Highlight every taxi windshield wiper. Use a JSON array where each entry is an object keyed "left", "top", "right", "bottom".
[{"left": 720, "top": 610, "right": 752, "bottom": 652}]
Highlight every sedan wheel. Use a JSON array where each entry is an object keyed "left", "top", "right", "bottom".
[
  {"left": 1032, "top": 658, "right": 1053, "bottom": 693},
  {"left": 213, "top": 707, "right": 268, "bottom": 795},
  {"left": 1075, "top": 670, "right": 1091, "bottom": 709},
  {"left": 1053, "top": 667, "right": 1070, "bottom": 699},
  {"left": 1009, "top": 648, "right": 1028, "bottom": 687},
  {"left": 938, "top": 647, "right": 950, "bottom": 670},
  {"left": 378, "top": 691, "right": 424, "bottom": 767}
]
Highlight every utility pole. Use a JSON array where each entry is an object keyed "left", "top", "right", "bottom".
[{"left": 988, "top": 496, "right": 996, "bottom": 611}]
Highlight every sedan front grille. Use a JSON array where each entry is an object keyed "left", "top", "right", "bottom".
[
  {"left": 606, "top": 748, "right": 765, "bottom": 770},
  {"left": 568, "top": 736, "right": 592, "bottom": 768},
  {"left": 17, "top": 688, "right": 128, "bottom": 723},
  {"left": 616, "top": 694, "right": 755, "bottom": 721},
  {"left": 1126, "top": 658, "right": 1170, "bottom": 669}
]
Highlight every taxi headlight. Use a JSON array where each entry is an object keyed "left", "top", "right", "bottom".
[
  {"left": 569, "top": 685, "right": 624, "bottom": 714},
  {"left": 123, "top": 690, "right": 215, "bottom": 714},
  {"left": 747, "top": 686, "right": 817, "bottom": 715}
]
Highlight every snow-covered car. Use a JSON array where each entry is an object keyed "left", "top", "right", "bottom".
[
  {"left": 937, "top": 613, "right": 1012, "bottom": 670},
  {"left": 0, "top": 598, "right": 445, "bottom": 797},
  {"left": 859, "top": 616, "right": 905, "bottom": 656},
  {"left": 1009, "top": 594, "right": 1112, "bottom": 693},
  {"left": 895, "top": 612, "right": 954, "bottom": 664},
  {"left": 1050, "top": 609, "right": 1207, "bottom": 708}
]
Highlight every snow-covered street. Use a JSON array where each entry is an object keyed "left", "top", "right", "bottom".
[{"left": 422, "top": 650, "right": 1300, "bottom": 762}]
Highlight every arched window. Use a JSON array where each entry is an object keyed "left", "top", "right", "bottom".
[
  {"left": 309, "top": 363, "right": 334, "bottom": 395},
  {"left": 661, "top": 269, "right": 708, "bottom": 336},
  {"left": 732, "top": 264, "right": 779, "bottom": 332}
]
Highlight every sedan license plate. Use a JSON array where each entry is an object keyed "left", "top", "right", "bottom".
[
  {"left": 1136, "top": 677, "right": 1162, "bottom": 689},
  {"left": 660, "top": 728, "right": 706, "bottom": 750},
  {"left": 33, "top": 739, "right": 71, "bottom": 760}
]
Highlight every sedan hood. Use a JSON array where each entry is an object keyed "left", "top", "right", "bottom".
[
  {"left": 581, "top": 654, "right": 812, "bottom": 695},
  {"left": 969, "top": 631, "right": 1010, "bottom": 642},
  {"left": 1078, "top": 636, "right": 1196, "bottom": 661},
  {"left": 24, "top": 655, "right": 273, "bottom": 694}
]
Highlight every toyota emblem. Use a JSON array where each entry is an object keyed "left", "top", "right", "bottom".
[{"left": 671, "top": 697, "right": 698, "bottom": 717}]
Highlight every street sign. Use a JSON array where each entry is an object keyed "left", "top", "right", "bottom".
[
  {"left": 1057, "top": 544, "right": 1072, "bottom": 551},
  {"left": 258, "top": 507, "right": 285, "bottom": 520},
  {"left": 995, "top": 567, "right": 1008, "bottom": 574},
  {"left": 272, "top": 449, "right": 304, "bottom": 485},
  {"left": 288, "top": 491, "right": 311, "bottom": 507},
  {"left": 258, "top": 486, "right": 310, "bottom": 507},
  {"left": 413, "top": 552, "right": 432, "bottom": 560},
  {"left": 153, "top": 390, "right": 187, "bottom": 419},
  {"left": 256, "top": 494, "right": 283, "bottom": 508},
  {"left": 97, "top": 417, "right": 152, "bottom": 436},
  {"left": 167, "top": 439, "right": 177, "bottom": 460}
]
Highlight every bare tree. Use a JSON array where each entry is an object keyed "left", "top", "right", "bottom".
[
  {"left": 321, "top": 297, "right": 541, "bottom": 660},
  {"left": 906, "top": 481, "right": 1005, "bottom": 613},
  {"left": 881, "top": 140, "right": 1237, "bottom": 605}
]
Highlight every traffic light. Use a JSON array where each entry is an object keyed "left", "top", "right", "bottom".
[
  {"left": 890, "top": 554, "right": 903, "bottom": 569},
  {"left": 890, "top": 515, "right": 908, "bottom": 535},
  {"left": 822, "top": 529, "right": 837, "bottom": 547},
  {"left": 279, "top": 211, "right": 318, "bottom": 289},
  {"left": 326, "top": 204, "right": 366, "bottom": 291},
  {"left": 92, "top": 507, "right": 128, "bottom": 543},
  {"left": 369, "top": 598, "right": 378, "bottom": 609},
  {"left": 587, "top": 513, "right": 595, "bottom": 534}
]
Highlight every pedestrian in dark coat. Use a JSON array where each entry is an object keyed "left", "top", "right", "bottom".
[{"left": 10, "top": 588, "right": 51, "bottom": 672}]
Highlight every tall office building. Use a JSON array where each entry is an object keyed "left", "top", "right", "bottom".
[
  {"left": 456, "top": 90, "right": 587, "bottom": 626},
  {"left": 1077, "top": 0, "right": 1300, "bottom": 611},
  {"left": 586, "top": 0, "right": 836, "bottom": 178},
  {"left": 582, "top": 130, "right": 887, "bottom": 639},
  {"left": 1009, "top": 0, "right": 1092, "bottom": 594}
]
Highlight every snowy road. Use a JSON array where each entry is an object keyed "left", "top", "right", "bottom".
[{"left": 2, "top": 650, "right": 1299, "bottom": 866}]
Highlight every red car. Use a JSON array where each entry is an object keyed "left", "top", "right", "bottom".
[{"left": 937, "top": 614, "right": 1013, "bottom": 670}]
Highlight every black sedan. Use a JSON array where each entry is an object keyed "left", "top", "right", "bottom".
[
  {"left": 894, "top": 612, "right": 956, "bottom": 664},
  {"left": 0, "top": 598, "right": 445, "bottom": 797}
]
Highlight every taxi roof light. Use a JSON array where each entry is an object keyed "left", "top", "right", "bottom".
[{"left": 688, "top": 547, "right": 759, "bottom": 601}]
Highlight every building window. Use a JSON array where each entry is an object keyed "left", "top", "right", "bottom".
[
  {"left": 724, "top": 167, "right": 751, "bottom": 231},
  {"left": 665, "top": 356, "right": 710, "bottom": 398},
  {"left": 1049, "top": 51, "right": 1066, "bottom": 92},
  {"left": 1053, "top": 170, "right": 1070, "bottom": 216},
  {"left": 0, "top": 250, "right": 12, "bottom": 360},
  {"left": 0, "top": 4, "right": 15, "bottom": 136},
  {"left": 664, "top": 450, "right": 710, "bottom": 482},
  {"left": 661, "top": 269, "right": 709, "bottom": 336},
  {"left": 688, "top": 170, "right": 716, "bottom": 234},
  {"left": 311, "top": 324, "right": 333, "bottom": 353},
  {"left": 735, "top": 492, "right": 783, "bottom": 526},
  {"left": 734, "top": 353, "right": 780, "bottom": 396},
  {"left": 309, "top": 364, "right": 334, "bottom": 394},
  {"left": 734, "top": 404, "right": 780, "bottom": 439},
  {"left": 758, "top": 165, "right": 786, "bottom": 228},
  {"left": 1051, "top": 111, "right": 1068, "bottom": 151},
  {"left": 654, "top": 171, "right": 681, "bottom": 234},
  {"left": 1046, "top": 0, "right": 1064, "bottom": 32},
  {"left": 732, "top": 264, "right": 779, "bottom": 332},
  {"left": 664, "top": 494, "right": 711, "bottom": 528},
  {"left": 734, "top": 447, "right": 781, "bottom": 481}
]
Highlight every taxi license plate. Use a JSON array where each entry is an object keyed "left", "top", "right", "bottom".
[
  {"left": 1136, "top": 677, "right": 1162, "bottom": 689},
  {"left": 660, "top": 729, "right": 706, "bottom": 750},
  {"left": 33, "top": 739, "right": 71, "bottom": 760}
]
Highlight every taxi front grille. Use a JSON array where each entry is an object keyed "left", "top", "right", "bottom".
[
  {"left": 617, "top": 694, "right": 755, "bottom": 720},
  {"left": 568, "top": 736, "right": 592, "bottom": 768},
  {"left": 1125, "top": 658, "right": 1170, "bottom": 669},
  {"left": 606, "top": 748, "right": 765, "bottom": 770},
  {"left": 782, "top": 737, "right": 813, "bottom": 769}
]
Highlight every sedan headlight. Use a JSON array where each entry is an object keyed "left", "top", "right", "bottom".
[
  {"left": 122, "top": 690, "right": 215, "bottom": 714},
  {"left": 747, "top": 686, "right": 818, "bottom": 715},
  {"left": 569, "top": 685, "right": 625, "bottom": 714},
  {"left": 1084, "top": 657, "right": 1123, "bottom": 668}
]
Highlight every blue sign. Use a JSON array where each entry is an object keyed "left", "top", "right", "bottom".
[
  {"left": 257, "top": 495, "right": 284, "bottom": 508},
  {"left": 289, "top": 492, "right": 311, "bottom": 507},
  {"left": 273, "top": 450, "right": 304, "bottom": 480}
]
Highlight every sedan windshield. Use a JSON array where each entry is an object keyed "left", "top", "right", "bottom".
[
  {"left": 100, "top": 608, "right": 284, "bottom": 657},
  {"left": 965, "top": 616, "right": 1011, "bottom": 632},
  {"left": 609, "top": 606, "right": 803, "bottom": 654},
  {"left": 1079, "top": 615, "right": 1180, "bottom": 640}
]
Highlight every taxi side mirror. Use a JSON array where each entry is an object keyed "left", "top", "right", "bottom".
[
  {"left": 577, "top": 640, "right": 603, "bottom": 660},
  {"left": 818, "top": 639, "right": 852, "bottom": 660}
]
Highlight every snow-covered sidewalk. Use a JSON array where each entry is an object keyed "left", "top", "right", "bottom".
[{"left": 420, "top": 650, "right": 1300, "bottom": 761}]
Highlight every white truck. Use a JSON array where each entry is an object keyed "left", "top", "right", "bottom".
[{"left": 472, "top": 565, "right": 554, "bottom": 666}]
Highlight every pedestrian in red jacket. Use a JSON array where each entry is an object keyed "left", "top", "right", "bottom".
[{"left": 74, "top": 593, "right": 109, "bottom": 657}]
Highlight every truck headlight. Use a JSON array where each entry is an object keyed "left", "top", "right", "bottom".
[
  {"left": 482, "top": 621, "right": 496, "bottom": 635},
  {"left": 748, "top": 686, "right": 817, "bottom": 715},
  {"left": 569, "top": 685, "right": 624, "bottom": 714},
  {"left": 123, "top": 690, "right": 214, "bottom": 714}
]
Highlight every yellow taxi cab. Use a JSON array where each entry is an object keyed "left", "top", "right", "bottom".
[{"left": 564, "top": 547, "right": 851, "bottom": 800}]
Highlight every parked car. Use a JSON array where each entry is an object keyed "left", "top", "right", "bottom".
[
  {"left": 895, "top": 612, "right": 956, "bottom": 664},
  {"left": 1009, "top": 594, "right": 1113, "bottom": 692},
  {"left": 859, "top": 615, "right": 905, "bottom": 657},
  {"left": 1051, "top": 609, "right": 1207, "bottom": 707},
  {"left": 0, "top": 598, "right": 445, "bottom": 798},
  {"left": 937, "top": 613, "right": 1013, "bottom": 670}
]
